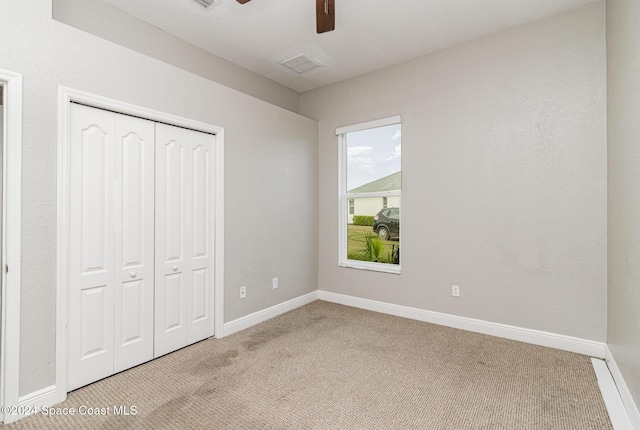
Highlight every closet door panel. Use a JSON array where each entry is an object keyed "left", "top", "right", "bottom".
[
  {"left": 68, "top": 103, "right": 116, "bottom": 391},
  {"left": 120, "top": 279, "right": 144, "bottom": 341},
  {"left": 191, "top": 269, "right": 208, "bottom": 322},
  {"left": 114, "top": 114, "right": 155, "bottom": 372},
  {"left": 155, "top": 123, "right": 214, "bottom": 356},
  {"left": 188, "top": 139, "right": 214, "bottom": 344},
  {"left": 164, "top": 141, "right": 185, "bottom": 262},
  {"left": 155, "top": 123, "right": 190, "bottom": 357},
  {"left": 192, "top": 144, "right": 209, "bottom": 259},
  {"left": 164, "top": 273, "right": 184, "bottom": 329}
]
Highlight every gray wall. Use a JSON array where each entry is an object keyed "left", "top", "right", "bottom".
[
  {"left": 607, "top": 0, "right": 640, "bottom": 412},
  {"left": 300, "top": 3, "right": 607, "bottom": 341},
  {"left": 52, "top": 0, "right": 300, "bottom": 113},
  {"left": 0, "top": 1, "right": 318, "bottom": 396}
]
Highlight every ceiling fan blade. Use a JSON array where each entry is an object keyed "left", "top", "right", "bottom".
[
  {"left": 236, "top": 0, "right": 251, "bottom": 3},
  {"left": 316, "top": 0, "right": 335, "bottom": 34}
]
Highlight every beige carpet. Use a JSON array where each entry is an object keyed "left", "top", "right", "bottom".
[{"left": 7, "top": 301, "right": 612, "bottom": 429}]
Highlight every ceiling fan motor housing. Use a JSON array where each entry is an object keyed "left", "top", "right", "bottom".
[{"left": 235, "top": 0, "right": 335, "bottom": 33}]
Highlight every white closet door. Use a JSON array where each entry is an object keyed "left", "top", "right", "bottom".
[
  {"left": 113, "top": 114, "right": 155, "bottom": 372},
  {"left": 68, "top": 103, "right": 116, "bottom": 391},
  {"left": 69, "top": 104, "right": 156, "bottom": 390},
  {"left": 154, "top": 123, "right": 215, "bottom": 357}
]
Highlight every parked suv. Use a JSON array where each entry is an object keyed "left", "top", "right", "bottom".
[{"left": 373, "top": 207, "right": 399, "bottom": 240}]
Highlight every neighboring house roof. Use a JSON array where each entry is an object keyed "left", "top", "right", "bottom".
[{"left": 348, "top": 171, "right": 401, "bottom": 193}]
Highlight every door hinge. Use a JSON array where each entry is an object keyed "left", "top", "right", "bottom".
[{"left": 5, "top": 264, "right": 8, "bottom": 273}]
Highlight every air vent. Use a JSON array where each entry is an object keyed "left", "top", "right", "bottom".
[
  {"left": 193, "top": 0, "right": 216, "bottom": 8},
  {"left": 280, "top": 53, "right": 323, "bottom": 74}
]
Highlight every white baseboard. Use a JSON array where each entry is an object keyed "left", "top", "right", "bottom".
[
  {"left": 592, "top": 358, "right": 635, "bottom": 430},
  {"left": 2, "top": 385, "right": 57, "bottom": 424},
  {"left": 317, "top": 290, "right": 607, "bottom": 358},
  {"left": 222, "top": 291, "right": 319, "bottom": 337},
  {"left": 605, "top": 346, "right": 640, "bottom": 429}
]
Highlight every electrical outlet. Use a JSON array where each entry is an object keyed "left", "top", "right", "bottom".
[
  {"left": 452, "top": 285, "right": 460, "bottom": 297},
  {"left": 240, "top": 286, "right": 247, "bottom": 299},
  {"left": 272, "top": 277, "right": 279, "bottom": 289}
]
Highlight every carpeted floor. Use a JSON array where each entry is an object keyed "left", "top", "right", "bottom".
[{"left": 7, "top": 301, "right": 612, "bottom": 429}]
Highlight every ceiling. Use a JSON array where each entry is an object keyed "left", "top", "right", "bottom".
[{"left": 99, "top": 0, "right": 597, "bottom": 93}]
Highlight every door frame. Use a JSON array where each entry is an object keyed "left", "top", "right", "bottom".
[
  {"left": 56, "top": 87, "right": 225, "bottom": 403},
  {"left": 0, "top": 69, "right": 22, "bottom": 424}
]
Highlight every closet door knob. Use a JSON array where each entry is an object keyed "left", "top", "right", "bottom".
[
  {"left": 172, "top": 265, "right": 178, "bottom": 272},
  {"left": 130, "top": 272, "right": 137, "bottom": 278}
]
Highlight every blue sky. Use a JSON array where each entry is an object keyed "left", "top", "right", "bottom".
[{"left": 346, "top": 123, "right": 401, "bottom": 190}]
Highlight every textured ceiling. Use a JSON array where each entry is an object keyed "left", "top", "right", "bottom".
[{"left": 99, "top": 0, "right": 597, "bottom": 93}]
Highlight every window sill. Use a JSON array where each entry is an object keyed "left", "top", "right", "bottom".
[{"left": 339, "top": 260, "right": 401, "bottom": 274}]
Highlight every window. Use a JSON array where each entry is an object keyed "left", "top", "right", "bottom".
[{"left": 337, "top": 116, "right": 401, "bottom": 273}]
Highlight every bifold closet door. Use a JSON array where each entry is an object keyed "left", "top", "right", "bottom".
[
  {"left": 68, "top": 104, "right": 155, "bottom": 391},
  {"left": 68, "top": 104, "right": 115, "bottom": 391},
  {"left": 154, "top": 123, "right": 215, "bottom": 358},
  {"left": 113, "top": 114, "right": 155, "bottom": 373}
]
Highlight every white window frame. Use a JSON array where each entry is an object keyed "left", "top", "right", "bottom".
[{"left": 337, "top": 115, "right": 401, "bottom": 274}]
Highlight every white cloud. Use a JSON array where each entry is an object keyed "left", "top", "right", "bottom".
[
  {"left": 392, "top": 130, "right": 401, "bottom": 140},
  {"left": 386, "top": 144, "right": 401, "bottom": 160},
  {"left": 348, "top": 146, "right": 373, "bottom": 157},
  {"left": 347, "top": 146, "right": 374, "bottom": 170}
]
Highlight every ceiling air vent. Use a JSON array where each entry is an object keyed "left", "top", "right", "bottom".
[
  {"left": 280, "top": 53, "right": 323, "bottom": 74},
  {"left": 193, "top": 0, "right": 216, "bottom": 8}
]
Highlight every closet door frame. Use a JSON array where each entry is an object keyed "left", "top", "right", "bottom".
[
  {"left": 56, "top": 87, "right": 224, "bottom": 404},
  {"left": 0, "top": 69, "right": 22, "bottom": 425}
]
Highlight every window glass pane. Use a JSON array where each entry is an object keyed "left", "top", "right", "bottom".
[
  {"left": 346, "top": 124, "right": 401, "bottom": 193},
  {"left": 347, "top": 203, "right": 400, "bottom": 265}
]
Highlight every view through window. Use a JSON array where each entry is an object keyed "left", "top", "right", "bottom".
[{"left": 338, "top": 118, "right": 401, "bottom": 271}]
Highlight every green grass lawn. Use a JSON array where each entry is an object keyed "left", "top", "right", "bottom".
[{"left": 347, "top": 224, "right": 399, "bottom": 264}]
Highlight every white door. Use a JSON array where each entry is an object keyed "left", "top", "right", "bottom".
[
  {"left": 68, "top": 104, "right": 116, "bottom": 390},
  {"left": 113, "top": 114, "right": 155, "bottom": 373},
  {"left": 154, "top": 123, "right": 215, "bottom": 357},
  {"left": 68, "top": 104, "right": 155, "bottom": 390}
]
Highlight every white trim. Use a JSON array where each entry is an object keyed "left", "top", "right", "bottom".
[
  {"left": 214, "top": 129, "right": 225, "bottom": 339},
  {"left": 59, "top": 88, "right": 223, "bottom": 136},
  {"left": 1, "top": 385, "right": 58, "bottom": 423},
  {"left": 223, "top": 292, "right": 318, "bottom": 337},
  {"left": 56, "top": 86, "right": 225, "bottom": 403},
  {"left": 605, "top": 346, "right": 640, "bottom": 429},
  {"left": 592, "top": 358, "right": 635, "bottom": 430},
  {"left": 0, "top": 69, "right": 22, "bottom": 425},
  {"left": 335, "top": 115, "right": 402, "bottom": 135},
  {"left": 337, "top": 132, "right": 348, "bottom": 266},
  {"left": 347, "top": 191, "right": 401, "bottom": 199},
  {"left": 339, "top": 259, "right": 401, "bottom": 274},
  {"left": 318, "top": 291, "right": 607, "bottom": 358},
  {"left": 55, "top": 87, "right": 71, "bottom": 408}
]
